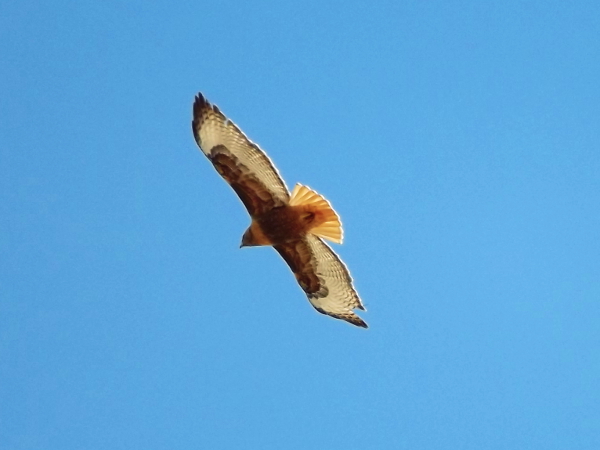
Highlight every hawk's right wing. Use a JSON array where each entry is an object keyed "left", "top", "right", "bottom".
[{"left": 274, "top": 234, "right": 367, "bottom": 328}]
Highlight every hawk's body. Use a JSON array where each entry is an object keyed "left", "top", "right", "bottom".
[
  {"left": 245, "top": 205, "right": 315, "bottom": 246},
  {"left": 191, "top": 93, "right": 367, "bottom": 328}
]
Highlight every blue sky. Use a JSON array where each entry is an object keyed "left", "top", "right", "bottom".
[{"left": 1, "top": 0, "right": 599, "bottom": 448}]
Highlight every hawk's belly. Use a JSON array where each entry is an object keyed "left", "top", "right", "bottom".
[{"left": 255, "top": 205, "right": 315, "bottom": 245}]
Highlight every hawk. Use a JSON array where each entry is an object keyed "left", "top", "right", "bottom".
[{"left": 191, "top": 93, "right": 367, "bottom": 328}]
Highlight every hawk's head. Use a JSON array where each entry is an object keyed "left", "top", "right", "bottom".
[{"left": 240, "top": 227, "right": 258, "bottom": 248}]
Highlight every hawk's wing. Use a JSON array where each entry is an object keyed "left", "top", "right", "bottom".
[
  {"left": 192, "top": 93, "right": 290, "bottom": 216},
  {"left": 274, "top": 234, "right": 367, "bottom": 328}
]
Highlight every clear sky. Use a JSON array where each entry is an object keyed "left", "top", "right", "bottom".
[{"left": 1, "top": 1, "right": 599, "bottom": 449}]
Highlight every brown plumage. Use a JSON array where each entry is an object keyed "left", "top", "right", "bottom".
[
  {"left": 241, "top": 184, "right": 342, "bottom": 247},
  {"left": 191, "top": 93, "right": 367, "bottom": 328}
]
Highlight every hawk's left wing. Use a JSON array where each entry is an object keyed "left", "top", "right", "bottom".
[
  {"left": 274, "top": 234, "right": 367, "bottom": 328},
  {"left": 192, "top": 93, "right": 290, "bottom": 216}
]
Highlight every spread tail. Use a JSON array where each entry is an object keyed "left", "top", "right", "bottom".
[{"left": 289, "top": 184, "right": 343, "bottom": 244}]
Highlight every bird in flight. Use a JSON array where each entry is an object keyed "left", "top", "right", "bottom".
[{"left": 191, "top": 93, "right": 367, "bottom": 328}]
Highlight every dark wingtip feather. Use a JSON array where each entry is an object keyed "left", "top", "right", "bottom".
[
  {"left": 315, "top": 307, "right": 368, "bottom": 328},
  {"left": 352, "top": 317, "right": 369, "bottom": 328},
  {"left": 192, "top": 92, "right": 214, "bottom": 145},
  {"left": 192, "top": 92, "right": 209, "bottom": 119},
  {"left": 192, "top": 92, "right": 223, "bottom": 127}
]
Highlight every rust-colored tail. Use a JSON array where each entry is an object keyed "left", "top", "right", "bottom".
[{"left": 289, "top": 184, "right": 343, "bottom": 244}]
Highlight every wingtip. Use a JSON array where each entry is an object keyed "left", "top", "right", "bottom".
[
  {"left": 193, "top": 92, "right": 223, "bottom": 120},
  {"left": 312, "top": 305, "right": 368, "bottom": 328},
  {"left": 192, "top": 92, "right": 220, "bottom": 145},
  {"left": 350, "top": 316, "right": 369, "bottom": 328},
  {"left": 192, "top": 92, "right": 209, "bottom": 114}
]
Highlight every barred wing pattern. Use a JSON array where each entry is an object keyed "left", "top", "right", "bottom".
[
  {"left": 275, "top": 234, "right": 367, "bottom": 328},
  {"left": 192, "top": 94, "right": 290, "bottom": 215}
]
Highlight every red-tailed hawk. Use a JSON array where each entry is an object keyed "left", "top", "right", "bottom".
[{"left": 191, "top": 93, "right": 367, "bottom": 328}]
